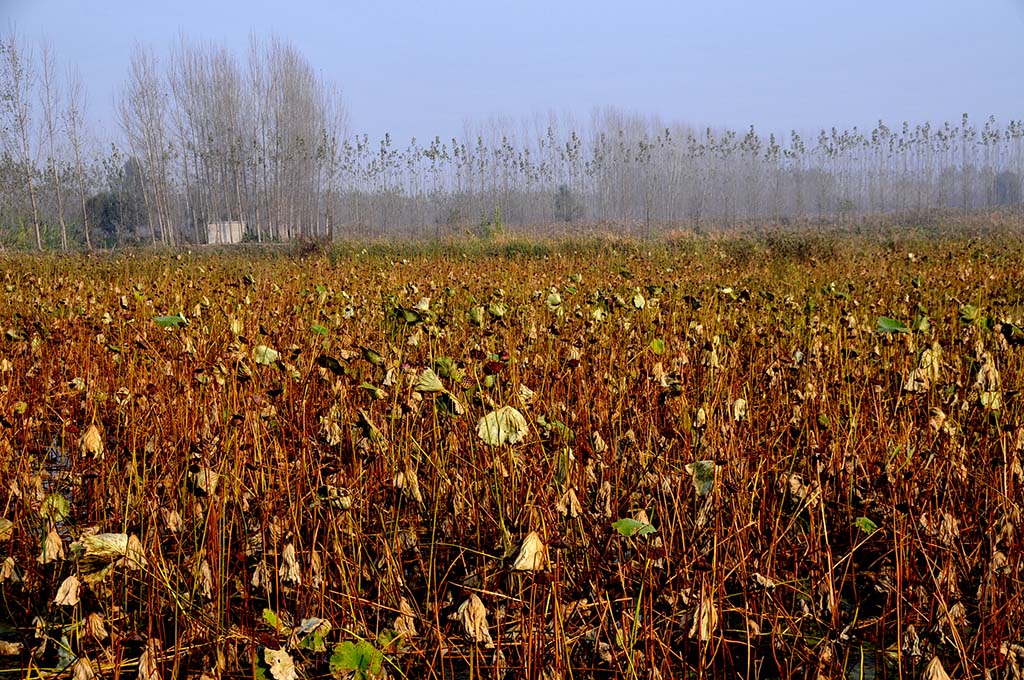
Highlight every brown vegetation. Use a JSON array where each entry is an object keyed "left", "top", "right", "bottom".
[{"left": 0, "top": 227, "right": 1022, "bottom": 678}]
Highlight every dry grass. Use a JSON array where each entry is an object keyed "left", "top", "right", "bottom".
[{"left": 0, "top": 228, "right": 1023, "bottom": 679}]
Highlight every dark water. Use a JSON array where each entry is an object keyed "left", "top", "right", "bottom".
[{"left": 845, "top": 649, "right": 878, "bottom": 680}]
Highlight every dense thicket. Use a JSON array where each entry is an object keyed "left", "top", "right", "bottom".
[{"left": 2, "top": 30, "right": 1023, "bottom": 248}]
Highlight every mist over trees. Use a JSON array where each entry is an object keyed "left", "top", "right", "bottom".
[{"left": 2, "top": 29, "right": 1023, "bottom": 249}]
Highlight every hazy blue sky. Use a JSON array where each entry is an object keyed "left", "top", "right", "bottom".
[{"left": 7, "top": 0, "right": 1024, "bottom": 141}]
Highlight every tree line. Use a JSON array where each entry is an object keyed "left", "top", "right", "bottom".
[{"left": 2, "top": 29, "right": 1022, "bottom": 249}]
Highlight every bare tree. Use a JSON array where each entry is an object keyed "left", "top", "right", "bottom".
[
  {"left": 40, "top": 39, "right": 69, "bottom": 250},
  {"left": 1, "top": 28, "right": 43, "bottom": 249},
  {"left": 62, "top": 65, "right": 92, "bottom": 249},
  {"left": 119, "top": 44, "right": 174, "bottom": 245}
]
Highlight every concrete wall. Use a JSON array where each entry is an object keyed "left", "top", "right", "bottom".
[{"left": 207, "top": 221, "right": 245, "bottom": 244}]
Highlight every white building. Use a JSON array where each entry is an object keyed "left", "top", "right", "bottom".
[{"left": 206, "top": 221, "right": 245, "bottom": 245}]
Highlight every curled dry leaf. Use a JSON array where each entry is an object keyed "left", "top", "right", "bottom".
[
  {"left": 1000, "top": 641, "right": 1024, "bottom": 678},
  {"left": 921, "top": 343, "right": 943, "bottom": 384},
  {"left": 688, "top": 587, "right": 718, "bottom": 642},
  {"left": 70, "top": 658, "right": 96, "bottom": 680},
  {"left": 160, "top": 508, "right": 182, "bottom": 533},
  {"left": 54, "top": 574, "right": 81, "bottom": 606},
  {"left": 395, "top": 529, "right": 419, "bottom": 553},
  {"left": 0, "top": 517, "right": 11, "bottom": 542},
  {"left": 457, "top": 594, "right": 494, "bottom": 647},
  {"left": 126, "top": 534, "right": 146, "bottom": 570},
  {"left": 413, "top": 367, "right": 444, "bottom": 393},
  {"left": 922, "top": 656, "right": 952, "bottom": 680},
  {"left": 0, "top": 556, "right": 19, "bottom": 583},
  {"left": 309, "top": 551, "right": 323, "bottom": 590},
  {"left": 252, "top": 561, "right": 273, "bottom": 595},
  {"left": 785, "top": 474, "right": 821, "bottom": 509},
  {"left": 975, "top": 353, "right": 1002, "bottom": 410},
  {"left": 75, "top": 532, "right": 145, "bottom": 581},
  {"left": 556, "top": 488, "right": 582, "bottom": 519},
  {"left": 685, "top": 460, "right": 717, "bottom": 497},
  {"left": 264, "top": 648, "right": 298, "bottom": 680},
  {"left": 79, "top": 424, "right": 104, "bottom": 459},
  {"left": 394, "top": 596, "right": 418, "bottom": 638},
  {"left": 190, "top": 468, "right": 220, "bottom": 497},
  {"left": 320, "top": 408, "right": 345, "bottom": 447},
  {"left": 595, "top": 480, "right": 612, "bottom": 519},
  {"left": 920, "top": 512, "right": 960, "bottom": 547},
  {"left": 138, "top": 639, "right": 162, "bottom": 680},
  {"left": 477, "top": 406, "right": 530, "bottom": 446},
  {"left": 902, "top": 624, "right": 922, "bottom": 659},
  {"left": 695, "top": 407, "right": 707, "bottom": 429},
  {"left": 86, "top": 612, "right": 109, "bottom": 642},
  {"left": 39, "top": 527, "right": 65, "bottom": 564},
  {"left": 279, "top": 543, "right": 301, "bottom": 586},
  {"left": 393, "top": 461, "right": 424, "bottom": 505},
  {"left": 902, "top": 367, "right": 930, "bottom": 393},
  {"left": 904, "top": 343, "right": 943, "bottom": 393},
  {"left": 512, "top": 531, "right": 548, "bottom": 571},
  {"left": 197, "top": 558, "right": 214, "bottom": 600},
  {"left": 933, "top": 601, "right": 967, "bottom": 643},
  {"left": 732, "top": 398, "right": 747, "bottom": 422},
  {"left": 0, "top": 640, "right": 23, "bottom": 656}
]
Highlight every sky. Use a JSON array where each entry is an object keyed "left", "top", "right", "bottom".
[{"left": 5, "top": 0, "right": 1024, "bottom": 143}]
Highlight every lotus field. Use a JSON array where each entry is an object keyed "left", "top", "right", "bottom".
[{"left": 0, "top": 230, "right": 1023, "bottom": 679}]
